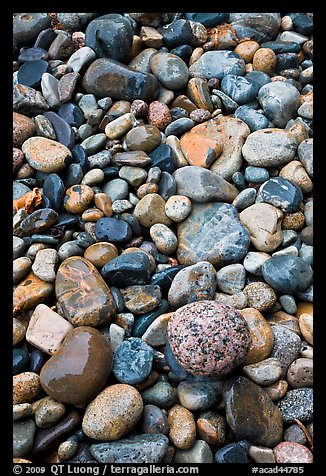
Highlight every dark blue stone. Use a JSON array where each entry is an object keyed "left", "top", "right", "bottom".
[
  {"left": 63, "top": 163, "right": 83, "bottom": 188},
  {"left": 76, "top": 232, "right": 95, "bottom": 249},
  {"left": 221, "top": 75, "right": 257, "bottom": 105},
  {"left": 17, "top": 60, "right": 50, "bottom": 88},
  {"left": 34, "top": 28, "right": 57, "bottom": 50},
  {"left": 170, "top": 44, "right": 192, "bottom": 63},
  {"left": 110, "top": 287, "right": 125, "bottom": 313},
  {"left": 149, "top": 144, "right": 176, "bottom": 174},
  {"left": 101, "top": 252, "right": 151, "bottom": 286},
  {"left": 158, "top": 19, "right": 193, "bottom": 48},
  {"left": 102, "top": 166, "right": 120, "bottom": 180},
  {"left": 256, "top": 177, "right": 303, "bottom": 213},
  {"left": 165, "top": 340, "right": 192, "bottom": 380},
  {"left": 43, "top": 173, "right": 65, "bottom": 212},
  {"left": 211, "top": 89, "right": 238, "bottom": 113},
  {"left": 301, "top": 60, "right": 313, "bottom": 70},
  {"left": 150, "top": 266, "right": 184, "bottom": 293},
  {"left": 245, "top": 71, "right": 271, "bottom": 96},
  {"left": 112, "top": 338, "right": 154, "bottom": 385},
  {"left": 36, "top": 195, "right": 52, "bottom": 210},
  {"left": 58, "top": 103, "right": 85, "bottom": 128},
  {"left": 43, "top": 111, "right": 75, "bottom": 150},
  {"left": 262, "top": 256, "right": 313, "bottom": 294},
  {"left": 85, "top": 14, "right": 133, "bottom": 62},
  {"left": 215, "top": 443, "right": 248, "bottom": 463},
  {"left": 120, "top": 213, "right": 142, "bottom": 237},
  {"left": 28, "top": 348, "right": 46, "bottom": 374},
  {"left": 30, "top": 234, "right": 60, "bottom": 244},
  {"left": 165, "top": 118, "right": 194, "bottom": 137},
  {"left": 276, "top": 53, "right": 299, "bottom": 73},
  {"left": 232, "top": 172, "right": 247, "bottom": 191},
  {"left": 185, "top": 13, "right": 229, "bottom": 27},
  {"left": 52, "top": 213, "right": 79, "bottom": 229},
  {"left": 72, "top": 145, "right": 90, "bottom": 174},
  {"left": 132, "top": 300, "right": 169, "bottom": 338},
  {"left": 292, "top": 15, "right": 313, "bottom": 36},
  {"left": 260, "top": 41, "right": 301, "bottom": 54},
  {"left": 95, "top": 217, "right": 132, "bottom": 243},
  {"left": 158, "top": 171, "right": 176, "bottom": 201},
  {"left": 234, "top": 105, "right": 269, "bottom": 132},
  {"left": 18, "top": 47, "right": 48, "bottom": 63},
  {"left": 13, "top": 347, "right": 29, "bottom": 375}
]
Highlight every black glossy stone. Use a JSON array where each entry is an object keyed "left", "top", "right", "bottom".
[
  {"left": 17, "top": 60, "right": 50, "bottom": 88},
  {"left": 34, "top": 28, "right": 57, "bottom": 50},
  {"left": 85, "top": 14, "right": 134, "bottom": 62},
  {"left": 185, "top": 13, "right": 229, "bottom": 27},
  {"left": 215, "top": 443, "right": 248, "bottom": 463},
  {"left": 102, "top": 166, "right": 120, "bottom": 180},
  {"left": 256, "top": 177, "right": 303, "bottom": 213},
  {"left": 110, "top": 287, "right": 125, "bottom": 314},
  {"left": 292, "top": 15, "right": 313, "bottom": 36},
  {"left": 150, "top": 266, "right": 184, "bottom": 293},
  {"left": 76, "top": 232, "right": 95, "bottom": 249},
  {"left": 165, "top": 118, "right": 194, "bottom": 136},
  {"left": 43, "top": 112, "right": 75, "bottom": 150},
  {"left": 58, "top": 103, "right": 85, "bottom": 128},
  {"left": 52, "top": 214, "right": 79, "bottom": 229},
  {"left": 13, "top": 347, "right": 29, "bottom": 375},
  {"left": 112, "top": 337, "right": 154, "bottom": 385},
  {"left": 170, "top": 44, "right": 192, "bottom": 63},
  {"left": 43, "top": 173, "right": 65, "bottom": 212},
  {"left": 120, "top": 213, "right": 142, "bottom": 237},
  {"left": 101, "top": 252, "right": 151, "bottom": 287},
  {"left": 262, "top": 256, "right": 313, "bottom": 294},
  {"left": 95, "top": 217, "right": 132, "bottom": 243},
  {"left": 158, "top": 172, "right": 176, "bottom": 201},
  {"left": 17, "top": 208, "right": 58, "bottom": 237},
  {"left": 18, "top": 47, "right": 48, "bottom": 63},
  {"left": 149, "top": 144, "right": 176, "bottom": 174},
  {"left": 276, "top": 53, "right": 299, "bottom": 73},
  {"left": 158, "top": 19, "right": 193, "bottom": 48},
  {"left": 64, "top": 164, "right": 83, "bottom": 188},
  {"left": 28, "top": 349, "right": 46, "bottom": 374},
  {"left": 260, "top": 41, "right": 301, "bottom": 54},
  {"left": 72, "top": 145, "right": 90, "bottom": 174},
  {"left": 132, "top": 300, "right": 169, "bottom": 338}
]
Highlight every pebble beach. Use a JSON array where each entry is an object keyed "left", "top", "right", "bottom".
[{"left": 13, "top": 12, "right": 313, "bottom": 465}]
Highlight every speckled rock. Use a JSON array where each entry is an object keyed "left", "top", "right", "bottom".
[
  {"left": 13, "top": 419, "right": 36, "bottom": 458},
  {"left": 34, "top": 397, "right": 66, "bottom": 428},
  {"left": 273, "top": 442, "right": 313, "bottom": 463},
  {"left": 13, "top": 372, "right": 41, "bottom": 405},
  {"left": 167, "top": 301, "right": 251, "bottom": 377},
  {"left": 177, "top": 202, "right": 250, "bottom": 266},
  {"left": 225, "top": 376, "right": 283, "bottom": 447},
  {"left": 256, "top": 177, "right": 303, "bottom": 213},
  {"left": 240, "top": 308, "right": 274, "bottom": 365},
  {"left": 279, "top": 161, "right": 313, "bottom": 194},
  {"left": 31, "top": 248, "right": 58, "bottom": 283},
  {"left": 112, "top": 337, "right": 153, "bottom": 384},
  {"left": 239, "top": 203, "right": 283, "bottom": 252},
  {"left": 55, "top": 257, "right": 116, "bottom": 326},
  {"left": 165, "top": 195, "right": 192, "bottom": 222},
  {"left": 22, "top": 137, "right": 72, "bottom": 173},
  {"left": 13, "top": 112, "right": 36, "bottom": 148},
  {"left": 216, "top": 264, "right": 246, "bottom": 295},
  {"left": 168, "top": 404, "right": 196, "bottom": 449},
  {"left": 150, "top": 53, "right": 189, "bottom": 90},
  {"left": 150, "top": 224, "right": 178, "bottom": 255},
  {"left": 278, "top": 388, "right": 313, "bottom": 423},
  {"left": 13, "top": 318, "right": 26, "bottom": 346},
  {"left": 270, "top": 325, "right": 302, "bottom": 376},
  {"left": 168, "top": 262, "right": 217, "bottom": 308},
  {"left": 82, "top": 384, "right": 143, "bottom": 440},
  {"left": 141, "top": 404, "right": 169, "bottom": 435},
  {"left": 287, "top": 358, "right": 313, "bottom": 388},
  {"left": 243, "top": 282, "right": 277, "bottom": 312},
  {"left": 90, "top": 434, "right": 169, "bottom": 463},
  {"left": 40, "top": 326, "right": 112, "bottom": 405}
]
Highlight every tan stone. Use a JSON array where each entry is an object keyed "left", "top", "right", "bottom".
[
  {"left": 22, "top": 137, "right": 72, "bottom": 173},
  {"left": 13, "top": 372, "right": 41, "bottom": 405},
  {"left": 296, "top": 302, "right": 313, "bottom": 318},
  {"left": 264, "top": 380, "right": 288, "bottom": 401},
  {"left": 253, "top": 48, "right": 277, "bottom": 75},
  {"left": 81, "top": 208, "right": 104, "bottom": 222},
  {"left": 134, "top": 193, "right": 172, "bottom": 227},
  {"left": 94, "top": 193, "right": 113, "bottom": 217},
  {"left": 84, "top": 242, "right": 118, "bottom": 268},
  {"left": 13, "top": 271, "right": 54, "bottom": 314},
  {"left": 234, "top": 40, "right": 260, "bottom": 63},
  {"left": 105, "top": 113, "right": 135, "bottom": 139},
  {"left": 13, "top": 318, "right": 26, "bottom": 346},
  {"left": 168, "top": 404, "right": 196, "bottom": 449},
  {"left": 240, "top": 308, "right": 274, "bottom": 365},
  {"left": 34, "top": 396, "right": 66, "bottom": 428},
  {"left": 282, "top": 211, "right": 305, "bottom": 231},
  {"left": 299, "top": 313, "right": 313, "bottom": 345},
  {"left": 279, "top": 160, "right": 313, "bottom": 193},
  {"left": 140, "top": 26, "right": 163, "bottom": 48}
]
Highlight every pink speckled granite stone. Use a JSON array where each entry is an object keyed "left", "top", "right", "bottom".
[
  {"left": 167, "top": 300, "right": 251, "bottom": 377},
  {"left": 273, "top": 442, "right": 313, "bottom": 463}
]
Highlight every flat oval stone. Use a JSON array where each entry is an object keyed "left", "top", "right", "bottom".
[
  {"left": 270, "top": 325, "right": 302, "bottom": 376},
  {"left": 13, "top": 272, "right": 54, "bottom": 314},
  {"left": 197, "top": 411, "right": 226, "bottom": 446},
  {"left": 287, "top": 358, "right": 313, "bottom": 388},
  {"left": 13, "top": 347, "right": 29, "bottom": 375},
  {"left": 101, "top": 252, "right": 151, "bottom": 287},
  {"left": 95, "top": 217, "right": 132, "bottom": 243},
  {"left": 13, "top": 372, "right": 41, "bottom": 405},
  {"left": 242, "top": 358, "right": 282, "bottom": 386},
  {"left": 112, "top": 337, "right": 154, "bottom": 384},
  {"left": 82, "top": 58, "right": 159, "bottom": 101},
  {"left": 82, "top": 384, "right": 143, "bottom": 441},
  {"left": 84, "top": 242, "right": 118, "bottom": 268},
  {"left": 150, "top": 53, "right": 189, "bottom": 90},
  {"left": 18, "top": 60, "right": 50, "bottom": 89},
  {"left": 22, "top": 137, "right": 72, "bottom": 173},
  {"left": 13, "top": 419, "right": 36, "bottom": 458},
  {"left": 225, "top": 376, "right": 283, "bottom": 447},
  {"left": 40, "top": 326, "right": 112, "bottom": 405},
  {"left": 177, "top": 202, "right": 250, "bottom": 266},
  {"left": 167, "top": 301, "right": 251, "bottom": 377},
  {"left": 274, "top": 442, "right": 313, "bottom": 464},
  {"left": 262, "top": 256, "right": 313, "bottom": 294},
  {"left": 239, "top": 308, "right": 274, "bottom": 365},
  {"left": 189, "top": 51, "right": 246, "bottom": 80},
  {"left": 125, "top": 125, "right": 162, "bottom": 153},
  {"left": 90, "top": 434, "right": 169, "bottom": 463},
  {"left": 177, "top": 380, "right": 221, "bottom": 411},
  {"left": 16, "top": 208, "right": 58, "bottom": 237},
  {"left": 121, "top": 285, "right": 162, "bottom": 315},
  {"left": 168, "top": 404, "right": 196, "bottom": 449},
  {"left": 55, "top": 257, "right": 116, "bottom": 326},
  {"left": 242, "top": 129, "right": 297, "bottom": 167},
  {"left": 234, "top": 105, "right": 269, "bottom": 132},
  {"left": 256, "top": 177, "right": 303, "bottom": 213}
]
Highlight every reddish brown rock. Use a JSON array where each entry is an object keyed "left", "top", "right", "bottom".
[
  {"left": 197, "top": 411, "right": 226, "bottom": 446},
  {"left": 13, "top": 112, "right": 36, "bottom": 148},
  {"left": 273, "top": 442, "right": 313, "bottom": 463},
  {"left": 64, "top": 185, "right": 94, "bottom": 214},
  {"left": 234, "top": 40, "right": 260, "bottom": 63},
  {"left": 148, "top": 101, "right": 172, "bottom": 130},
  {"left": 240, "top": 308, "right": 274, "bottom": 365},
  {"left": 13, "top": 272, "right": 54, "bottom": 314},
  {"left": 40, "top": 326, "right": 113, "bottom": 405},
  {"left": 55, "top": 257, "right": 116, "bottom": 326}
]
